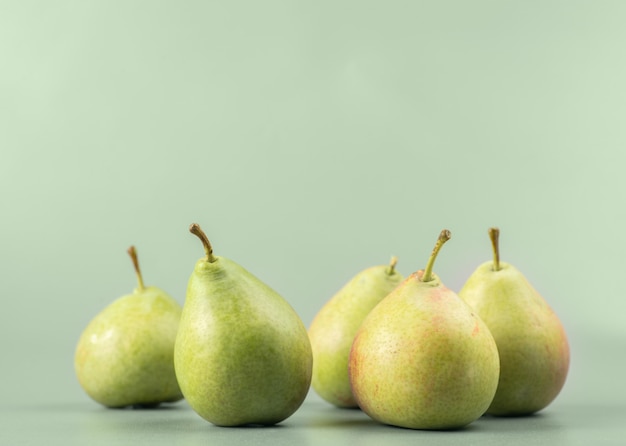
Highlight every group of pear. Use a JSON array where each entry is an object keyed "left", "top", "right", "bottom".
[{"left": 75, "top": 224, "right": 570, "bottom": 430}]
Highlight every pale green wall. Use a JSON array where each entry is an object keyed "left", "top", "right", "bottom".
[{"left": 2, "top": 1, "right": 624, "bottom": 407}]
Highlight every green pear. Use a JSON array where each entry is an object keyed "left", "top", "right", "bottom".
[
  {"left": 459, "top": 227, "right": 570, "bottom": 416},
  {"left": 308, "top": 257, "right": 404, "bottom": 408},
  {"left": 75, "top": 246, "right": 183, "bottom": 408},
  {"left": 349, "top": 230, "right": 500, "bottom": 430},
  {"left": 174, "top": 223, "right": 313, "bottom": 426}
]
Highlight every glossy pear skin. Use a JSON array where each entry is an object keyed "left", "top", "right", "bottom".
[
  {"left": 308, "top": 263, "right": 404, "bottom": 407},
  {"left": 174, "top": 256, "right": 313, "bottom": 426},
  {"left": 349, "top": 271, "right": 500, "bottom": 430},
  {"left": 459, "top": 261, "right": 570, "bottom": 416},
  {"left": 75, "top": 287, "right": 183, "bottom": 408}
]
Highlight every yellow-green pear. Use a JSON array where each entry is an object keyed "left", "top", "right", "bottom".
[
  {"left": 174, "top": 223, "right": 312, "bottom": 426},
  {"left": 75, "top": 246, "right": 183, "bottom": 408},
  {"left": 308, "top": 257, "right": 404, "bottom": 408},
  {"left": 459, "top": 228, "right": 570, "bottom": 416},
  {"left": 349, "top": 230, "right": 500, "bottom": 430}
]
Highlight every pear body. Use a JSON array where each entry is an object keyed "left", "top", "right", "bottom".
[
  {"left": 349, "top": 271, "right": 500, "bottom": 430},
  {"left": 459, "top": 261, "right": 570, "bottom": 416},
  {"left": 75, "top": 287, "right": 183, "bottom": 408},
  {"left": 308, "top": 263, "right": 404, "bottom": 407},
  {"left": 174, "top": 256, "right": 312, "bottom": 426}
]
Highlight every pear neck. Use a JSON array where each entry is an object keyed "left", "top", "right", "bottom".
[{"left": 416, "top": 270, "right": 439, "bottom": 287}]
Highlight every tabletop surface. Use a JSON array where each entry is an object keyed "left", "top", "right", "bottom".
[{"left": 2, "top": 396, "right": 624, "bottom": 446}]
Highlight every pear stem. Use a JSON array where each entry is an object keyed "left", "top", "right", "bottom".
[
  {"left": 421, "top": 229, "right": 451, "bottom": 282},
  {"left": 189, "top": 223, "right": 216, "bottom": 263},
  {"left": 489, "top": 227, "right": 501, "bottom": 271},
  {"left": 387, "top": 256, "right": 398, "bottom": 275},
  {"left": 127, "top": 246, "right": 145, "bottom": 291}
]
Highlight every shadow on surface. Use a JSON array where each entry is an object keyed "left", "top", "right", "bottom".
[{"left": 304, "top": 402, "right": 483, "bottom": 433}]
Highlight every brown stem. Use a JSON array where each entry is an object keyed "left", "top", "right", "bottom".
[
  {"left": 189, "top": 223, "right": 216, "bottom": 263},
  {"left": 489, "top": 227, "right": 501, "bottom": 271},
  {"left": 127, "top": 246, "right": 145, "bottom": 291},
  {"left": 421, "top": 229, "right": 451, "bottom": 282},
  {"left": 387, "top": 256, "right": 398, "bottom": 275}
]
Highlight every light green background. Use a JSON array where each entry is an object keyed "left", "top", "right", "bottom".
[{"left": 1, "top": 1, "right": 625, "bottom": 444}]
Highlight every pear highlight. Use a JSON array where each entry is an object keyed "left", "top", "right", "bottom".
[
  {"left": 74, "top": 246, "right": 183, "bottom": 408},
  {"left": 308, "top": 257, "right": 404, "bottom": 408},
  {"left": 349, "top": 230, "right": 500, "bottom": 430},
  {"left": 459, "top": 227, "right": 570, "bottom": 416},
  {"left": 174, "top": 223, "right": 313, "bottom": 426}
]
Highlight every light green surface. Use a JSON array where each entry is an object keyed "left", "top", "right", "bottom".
[
  {"left": 2, "top": 397, "right": 626, "bottom": 446},
  {"left": 2, "top": 1, "right": 625, "bottom": 443}
]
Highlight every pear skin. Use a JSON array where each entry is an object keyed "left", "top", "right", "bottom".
[
  {"left": 75, "top": 247, "right": 183, "bottom": 408},
  {"left": 174, "top": 224, "right": 313, "bottom": 426},
  {"left": 308, "top": 257, "right": 404, "bottom": 408},
  {"left": 459, "top": 228, "right": 570, "bottom": 416},
  {"left": 349, "top": 230, "right": 500, "bottom": 430}
]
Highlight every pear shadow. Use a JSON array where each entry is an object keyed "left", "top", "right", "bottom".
[
  {"left": 209, "top": 422, "right": 287, "bottom": 429},
  {"left": 482, "top": 411, "right": 544, "bottom": 419},
  {"left": 305, "top": 404, "right": 484, "bottom": 433},
  {"left": 377, "top": 421, "right": 482, "bottom": 433},
  {"left": 308, "top": 415, "right": 486, "bottom": 438},
  {"left": 308, "top": 416, "right": 378, "bottom": 429},
  {"left": 478, "top": 411, "right": 547, "bottom": 424},
  {"left": 471, "top": 410, "right": 569, "bottom": 435},
  {"left": 9, "top": 400, "right": 187, "bottom": 413},
  {"left": 159, "top": 415, "right": 317, "bottom": 446},
  {"left": 108, "top": 401, "right": 186, "bottom": 411},
  {"left": 303, "top": 404, "right": 371, "bottom": 428},
  {"left": 334, "top": 405, "right": 363, "bottom": 411}
]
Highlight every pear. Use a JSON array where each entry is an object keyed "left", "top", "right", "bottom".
[
  {"left": 459, "top": 227, "right": 570, "bottom": 416},
  {"left": 74, "top": 246, "right": 183, "bottom": 408},
  {"left": 349, "top": 230, "right": 500, "bottom": 430},
  {"left": 174, "top": 223, "right": 313, "bottom": 426},
  {"left": 308, "top": 257, "right": 404, "bottom": 408}
]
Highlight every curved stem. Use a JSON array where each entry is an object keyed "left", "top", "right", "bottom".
[
  {"left": 189, "top": 223, "right": 216, "bottom": 263},
  {"left": 127, "top": 246, "right": 145, "bottom": 291},
  {"left": 421, "top": 229, "right": 451, "bottom": 282},
  {"left": 387, "top": 256, "right": 398, "bottom": 275},
  {"left": 489, "top": 227, "right": 501, "bottom": 271}
]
